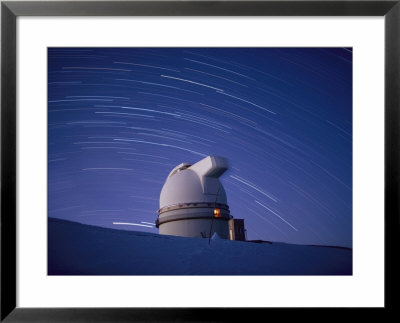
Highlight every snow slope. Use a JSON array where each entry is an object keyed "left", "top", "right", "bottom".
[{"left": 48, "top": 218, "right": 352, "bottom": 275}]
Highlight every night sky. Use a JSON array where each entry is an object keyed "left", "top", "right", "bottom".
[{"left": 48, "top": 48, "right": 352, "bottom": 248}]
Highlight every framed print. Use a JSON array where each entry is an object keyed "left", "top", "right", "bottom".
[{"left": 1, "top": 0, "right": 399, "bottom": 321}]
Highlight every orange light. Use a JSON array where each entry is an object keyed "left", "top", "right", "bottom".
[{"left": 214, "top": 208, "right": 221, "bottom": 217}]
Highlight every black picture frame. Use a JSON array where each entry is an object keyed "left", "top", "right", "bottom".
[{"left": 1, "top": 0, "right": 399, "bottom": 321}]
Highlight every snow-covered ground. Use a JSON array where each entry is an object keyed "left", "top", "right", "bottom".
[{"left": 48, "top": 218, "right": 352, "bottom": 275}]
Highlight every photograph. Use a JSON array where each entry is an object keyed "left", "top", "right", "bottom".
[{"left": 47, "top": 47, "right": 353, "bottom": 275}]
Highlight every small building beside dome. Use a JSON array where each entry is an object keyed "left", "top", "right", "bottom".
[
  {"left": 156, "top": 155, "right": 245, "bottom": 240},
  {"left": 228, "top": 219, "right": 246, "bottom": 241}
]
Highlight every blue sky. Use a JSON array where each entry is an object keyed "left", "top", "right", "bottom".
[{"left": 48, "top": 48, "right": 352, "bottom": 247}]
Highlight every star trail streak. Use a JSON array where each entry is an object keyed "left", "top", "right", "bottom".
[{"left": 48, "top": 48, "right": 352, "bottom": 247}]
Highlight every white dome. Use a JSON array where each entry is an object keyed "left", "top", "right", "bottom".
[
  {"left": 160, "top": 168, "right": 227, "bottom": 208},
  {"left": 157, "top": 156, "right": 231, "bottom": 239}
]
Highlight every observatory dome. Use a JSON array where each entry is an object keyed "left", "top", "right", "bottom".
[
  {"left": 156, "top": 156, "right": 231, "bottom": 239},
  {"left": 160, "top": 164, "right": 228, "bottom": 207}
]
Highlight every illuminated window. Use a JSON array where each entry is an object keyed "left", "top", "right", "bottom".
[{"left": 214, "top": 208, "right": 221, "bottom": 217}]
